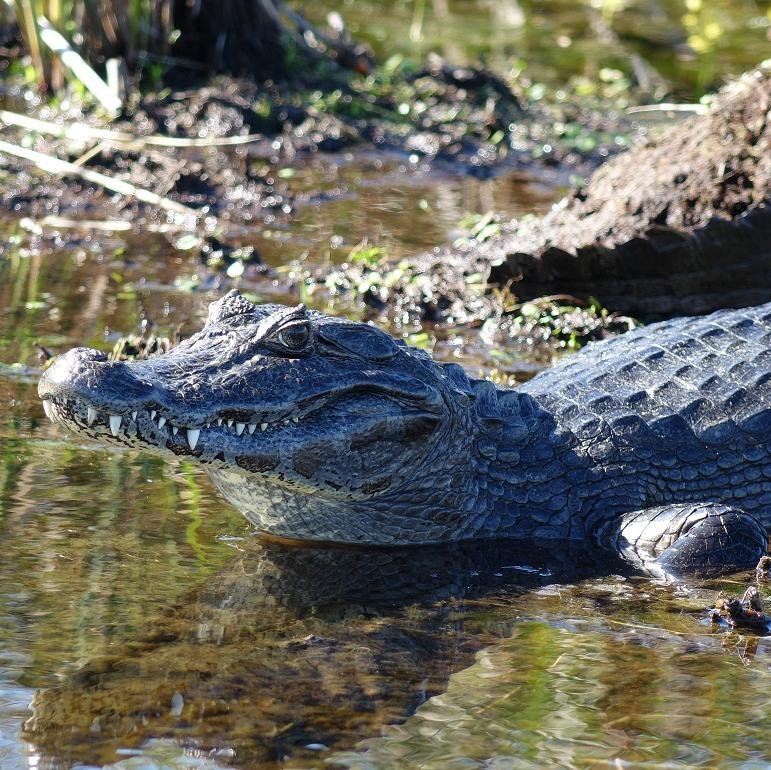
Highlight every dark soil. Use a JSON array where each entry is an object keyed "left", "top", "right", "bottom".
[
  {"left": 167, "top": 0, "right": 284, "bottom": 80},
  {"left": 0, "top": 54, "right": 632, "bottom": 225},
  {"left": 313, "top": 64, "right": 771, "bottom": 329}
]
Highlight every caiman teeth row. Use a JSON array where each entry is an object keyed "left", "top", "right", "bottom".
[{"left": 51, "top": 404, "right": 301, "bottom": 450}]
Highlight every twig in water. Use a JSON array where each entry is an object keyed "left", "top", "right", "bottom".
[
  {"left": 36, "top": 16, "right": 122, "bottom": 113},
  {"left": 0, "top": 109, "right": 264, "bottom": 148}
]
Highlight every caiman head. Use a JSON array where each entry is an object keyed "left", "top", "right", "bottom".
[{"left": 38, "top": 290, "right": 498, "bottom": 544}]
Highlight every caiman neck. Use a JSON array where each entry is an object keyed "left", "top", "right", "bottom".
[{"left": 464, "top": 378, "right": 581, "bottom": 540}]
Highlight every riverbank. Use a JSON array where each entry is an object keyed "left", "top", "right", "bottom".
[{"left": 304, "top": 64, "right": 770, "bottom": 343}]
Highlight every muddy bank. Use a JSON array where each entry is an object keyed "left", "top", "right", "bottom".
[
  {"left": 0, "top": 53, "right": 632, "bottom": 226},
  {"left": 313, "top": 64, "right": 770, "bottom": 327}
]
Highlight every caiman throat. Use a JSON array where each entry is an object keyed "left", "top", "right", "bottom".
[{"left": 39, "top": 290, "right": 771, "bottom": 576}]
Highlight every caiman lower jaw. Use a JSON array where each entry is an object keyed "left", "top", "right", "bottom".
[{"left": 41, "top": 394, "right": 301, "bottom": 455}]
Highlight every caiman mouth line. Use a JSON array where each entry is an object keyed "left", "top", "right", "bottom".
[
  {"left": 42, "top": 394, "right": 303, "bottom": 452},
  {"left": 42, "top": 384, "right": 440, "bottom": 454}
]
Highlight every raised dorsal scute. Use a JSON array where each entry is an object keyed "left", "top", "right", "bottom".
[
  {"left": 442, "top": 363, "right": 473, "bottom": 398},
  {"left": 206, "top": 290, "right": 259, "bottom": 325},
  {"left": 472, "top": 380, "right": 504, "bottom": 430}
]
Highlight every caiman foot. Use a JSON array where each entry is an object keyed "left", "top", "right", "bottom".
[{"left": 598, "top": 502, "right": 768, "bottom": 578}]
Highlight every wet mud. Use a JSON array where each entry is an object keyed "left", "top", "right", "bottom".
[
  {"left": 0, "top": 56, "right": 631, "bottom": 226},
  {"left": 312, "top": 65, "right": 771, "bottom": 329}
]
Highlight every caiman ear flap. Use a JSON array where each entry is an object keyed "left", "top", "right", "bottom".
[
  {"left": 206, "top": 290, "right": 258, "bottom": 325},
  {"left": 317, "top": 322, "right": 399, "bottom": 361}
]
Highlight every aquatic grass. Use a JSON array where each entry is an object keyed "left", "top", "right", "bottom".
[
  {"left": 454, "top": 211, "right": 502, "bottom": 247},
  {"left": 8, "top": 0, "right": 382, "bottom": 100},
  {"left": 349, "top": 241, "right": 387, "bottom": 266},
  {"left": 9, "top": 0, "right": 52, "bottom": 90},
  {"left": 481, "top": 294, "right": 638, "bottom": 351}
]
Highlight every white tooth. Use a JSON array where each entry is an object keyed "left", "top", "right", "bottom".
[
  {"left": 217, "top": 418, "right": 223, "bottom": 426},
  {"left": 261, "top": 423, "right": 268, "bottom": 431},
  {"left": 151, "top": 410, "right": 157, "bottom": 420},
  {"left": 87, "top": 407, "right": 98, "bottom": 426},
  {"left": 248, "top": 423, "right": 257, "bottom": 434},
  {"left": 236, "top": 422, "right": 245, "bottom": 435},
  {"left": 172, "top": 426, "right": 178, "bottom": 435},
  {"left": 109, "top": 415, "right": 122, "bottom": 436},
  {"left": 227, "top": 420, "right": 234, "bottom": 428},
  {"left": 158, "top": 417, "right": 167, "bottom": 428},
  {"left": 131, "top": 411, "right": 138, "bottom": 421},
  {"left": 187, "top": 429, "right": 200, "bottom": 450},
  {"left": 43, "top": 400, "right": 53, "bottom": 420}
]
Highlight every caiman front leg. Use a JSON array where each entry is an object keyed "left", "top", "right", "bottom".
[{"left": 596, "top": 503, "right": 768, "bottom": 578}]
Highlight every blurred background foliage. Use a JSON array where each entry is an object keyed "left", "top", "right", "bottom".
[{"left": 1, "top": 0, "right": 769, "bottom": 100}]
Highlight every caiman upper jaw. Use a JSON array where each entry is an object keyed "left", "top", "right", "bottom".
[
  {"left": 39, "top": 347, "right": 153, "bottom": 405},
  {"left": 39, "top": 347, "right": 154, "bottom": 432},
  {"left": 38, "top": 346, "right": 304, "bottom": 453},
  {"left": 38, "top": 343, "right": 438, "bottom": 460}
]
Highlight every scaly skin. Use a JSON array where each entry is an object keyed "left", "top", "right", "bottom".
[{"left": 38, "top": 291, "right": 771, "bottom": 575}]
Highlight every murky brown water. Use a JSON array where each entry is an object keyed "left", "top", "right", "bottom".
[{"left": 2, "top": 1, "right": 771, "bottom": 768}]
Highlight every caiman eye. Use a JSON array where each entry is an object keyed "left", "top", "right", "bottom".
[{"left": 275, "top": 322, "right": 311, "bottom": 352}]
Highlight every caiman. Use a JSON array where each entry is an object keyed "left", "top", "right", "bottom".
[{"left": 38, "top": 290, "right": 771, "bottom": 576}]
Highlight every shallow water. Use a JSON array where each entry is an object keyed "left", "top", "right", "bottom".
[
  {"left": 2, "top": 153, "right": 770, "bottom": 770},
  {"left": 2, "top": 1, "right": 771, "bottom": 768}
]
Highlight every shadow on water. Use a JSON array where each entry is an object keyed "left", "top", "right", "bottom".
[{"left": 22, "top": 537, "right": 632, "bottom": 769}]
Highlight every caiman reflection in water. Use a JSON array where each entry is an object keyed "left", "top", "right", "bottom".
[{"left": 23, "top": 538, "right": 629, "bottom": 768}]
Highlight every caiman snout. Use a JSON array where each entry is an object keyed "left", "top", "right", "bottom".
[{"left": 38, "top": 347, "right": 153, "bottom": 411}]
